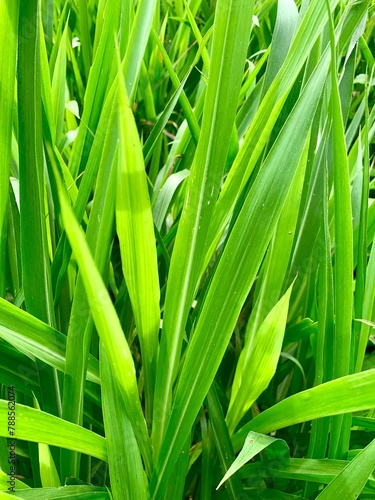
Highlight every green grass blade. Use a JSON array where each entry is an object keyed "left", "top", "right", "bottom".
[
  {"left": 355, "top": 90, "right": 372, "bottom": 372},
  {"left": 68, "top": 0, "right": 122, "bottom": 178},
  {"left": 51, "top": 17, "right": 68, "bottom": 145},
  {"left": 261, "top": 0, "right": 298, "bottom": 98},
  {"left": 153, "top": 0, "right": 255, "bottom": 457},
  {"left": 4, "top": 486, "right": 110, "bottom": 499},
  {"left": 18, "top": 0, "right": 60, "bottom": 416},
  {"left": 317, "top": 438, "right": 375, "bottom": 499},
  {"left": 227, "top": 283, "right": 294, "bottom": 434},
  {"left": 38, "top": 443, "right": 60, "bottom": 487},
  {"left": 76, "top": 0, "right": 92, "bottom": 81},
  {"left": 0, "top": 298, "right": 99, "bottom": 384},
  {"left": 117, "top": 69, "right": 160, "bottom": 426},
  {"left": 217, "top": 431, "right": 289, "bottom": 490},
  {"left": 204, "top": 0, "right": 360, "bottom": 269},
  {"left": 240, "top": 457, "right": 375, "bottom": 487},
  {"left": 206, "top": 386, "right": 244, "bottom": 499},
  {"left": 0, "top": 401, "right": 107, "bottom": 461},
  {"left": 100, "top": 346, "right": 148, "bottom": 500},
  {"left": 153, "top": 170, "right": 190, "bottom": 231},
  {"left": 39, "top": 10, "right": 56, "bottom": 145},
  {"left": 326, "top": 0, "right": 354, "bottom": 460},
  {"left": 60, "top": 120, "right": 117, "bottom": 478},
  {"left": 51, "top": 83, "right": 119, "bottom": 300},
  {"left": 0, "top": 0, "right": 19, "bottom": 297},
  {"left": 51, "top": 162, "right": 152, "bottom": 475},
  {"left": 123, "top": 0, "right": 158, "bottom": 101},
  {"left": 233, "top": 369, "right": 375, "bottom": 451}
]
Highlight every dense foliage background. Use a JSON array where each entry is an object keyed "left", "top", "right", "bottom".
[{"left": 0, "top": 0, "right": 374, "bottom": 498}]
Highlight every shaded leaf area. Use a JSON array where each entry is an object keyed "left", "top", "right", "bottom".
[{"left": 0, "top": 0, "right": 374, "bottom": 498}]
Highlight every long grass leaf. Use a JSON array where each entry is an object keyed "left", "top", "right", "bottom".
[
  {"left": 317, "top": 438, "right": 375, "bottom": 499},
  {"left": 0, "top": 0, "right": 19, "bottom": 297},
  {"left": 18, "top": 0, "right": 60, "bottom": 416},
  {"left": 100, "top": 346, "right": 148, "bottom": 500},
  {"left": 0, "top": 401, "right": 107, "bottom": 461},
  {"left": 0, "top": 298, "right": 99, "bottom": 384},
  {"left": 326, "top": 0, "right": 354, "bottom": 459},
  {"left": 233, "top": 369, "right": 375, "bottom": 451},
  {"left": 60, "top": 117, "right": 117, "bottom": 478},
  {"left": 51, "top": 163, "right": 152, "bottom": 474},
  {"left": 117, "top": 70, "right": 160, "bottom": 425},
  {"left": 153, "top": 0, "right": 255, "bottom": 457}
]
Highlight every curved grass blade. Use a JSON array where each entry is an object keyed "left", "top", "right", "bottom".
[
  {"left": 0, "top": 401, "right": 107, "bottom": 461},
  {"left": 317, "top": 438, "right": 375, "bottom": 499},
  {"left": 261, "top": 0, "right": 298, "bottom": 98},
  {"left": 153, "top": 170, "right": 190, "bottom": 231},
  {"left": 227, "top": 283, "right": 294, "bottom": 434},
  {"left": 51, "top": 162, "right": 152, "bottom": 475},
  {"left": 233, "top": 369, "right": 375, "bottom": 451},
  {"left": 217, "top": 431, "right": 289, "bottom": 490},
  {"left": 0, "top": 298, "right": 99, "bottom": 385}
]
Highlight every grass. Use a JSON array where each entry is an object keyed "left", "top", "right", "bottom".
[{"left": 0, "top": 0, "right": 374, "bottom": 498}]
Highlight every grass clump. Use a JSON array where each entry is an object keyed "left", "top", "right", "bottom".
[{"left": 0, "top": 0, "right": 374, "bottom": 498}]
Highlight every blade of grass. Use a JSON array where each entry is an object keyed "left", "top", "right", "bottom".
[
  {"left": 227, "top": 283, "right": 294, "bottom": 434},
  {"left": 4, "top": 486, "right": 110, "bottom": 499},
  {"left": 51, "top": 161, "right": 152, "bottom": 475},
  {"left": 204, "top": 0, "right": 364, "bottom": 271},
  {"left": 217, "top": 432, "right": 290, "bottom": 490},
  {"left": 76, "top": 0, "right": 92, "bottom": 81},
  {"left": 116, "top": 67, "right": 160, "bottom": 427},
  {"left": 240, "top": 457, "right": 375, "bottom": 488},
  {"left": 232, "top": 369, "right": 375, "bottom": 451},
  {"left": 0, "top": 0, "right": 19, "bottom": 297},
  {"left": 68, "top": 0, "right": 123, "bottom": 178},
  {"left": 0, "top": 298, "right": 99, "bottom": 385},
  {"left": 152, "top": 0, "right": 255, "bottom": 458},
  {"left": 0, "top": 400, "right": 107, "bottom": 461},
  {"left": 123, "top": 0, "right": 158, "bottom": 102},
  {"left": 207, "top": 386, "right": 244, "bottom": 499},
  {"left": 317, "top": 438, "right": 375, "bottom": 499},
  {"left": 18, "top": 0, "right": 60, "bottom": 416},
  {"left": 51, "top": 16, "right": 68, "bottom": 146},
  {"left": 59, "top": 119, "right": 117, "bottom": 479},
  {"left": 355, "top": 89, "right": 372, "bottom": 372},
  {"left": 100, "top": 346, "right": 148, "bottom": 500},
  {"left": 325, "top": 0, "right": 354, "bottom": 460},
  {"left": 260, "top": 0, "right": 298, "bottom": 98},
  {"left": 304, "top": 164, "right": 334, "bottom": 497}
]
